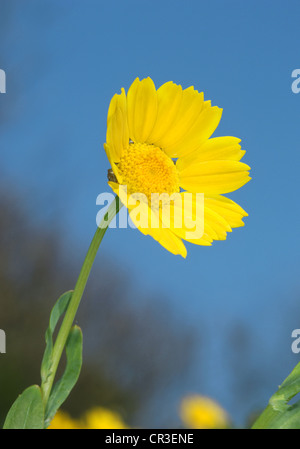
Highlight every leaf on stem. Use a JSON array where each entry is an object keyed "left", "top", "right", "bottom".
[
  {"left": 40, "top": 290, "right": 73, "bottom": 386},
  {"left": 44, "top": 325, "right": 83, "bottom": 428},
  {"left": 3, "top": 385, "right": 44, "bottom": 429},
  {"left": 252, "top": 361, "right": 300, "bottom": 429}
]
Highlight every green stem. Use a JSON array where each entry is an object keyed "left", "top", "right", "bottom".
[{"left": 41, "top": 196, "right": 122, "bottom": 406}]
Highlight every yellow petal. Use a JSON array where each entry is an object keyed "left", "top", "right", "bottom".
[
  {"left": 164, "top": 105, "right": 223, "bottom": 158},
  {"left": 176, "top": 137, "right": 245, "bottom": 173},
  {"left": 156, "top": 86, "right": 205, "bottom": 152},
  {"left": 146, "top": 226, "right": 187, "bottom": 257},
  {"left": 174, "top": 202, "right": 232, "bottom": 244},
  {"left": 106, "top": 88, "right": 128, "bottom": 162},
  {"left": 204, "top": 206, "right": 232, "bottom": 239},
  {"left": 187, "top": 194, "right": 248, "bottom": 244},
  {"left": 157, "top": 192, "right": 208, "bottom": 246},
  {"left": 107, "top": 182, "right": 187, "bottom": 257},
  {"left": 163, "top": 191, "right": 233, "bottom": 245},
  {"left": 107, "top": 87, "right": 127, "bottom": 125},
  {"left": 147, "top": 81, "right": 183, "bottom": 143},
  {"left": 127, "top": 77, "right": 158, "bottom": 143},
  {"left": 204, "top": 194, "right": 248, "bottom": 228},
  {"left": 104, "top": 143, "right": 121, "bottom": 182},
  {"left": 178, "top": 160, "right": 251, "bottom": 194}
]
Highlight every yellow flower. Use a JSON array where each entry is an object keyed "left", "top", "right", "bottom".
[
  {"left": 48, "top": 410, "right": 80, "bottom": 429},
  {"left": 79, "top": 407, "right": 128, "bottom": 429},
  {"left": 48, "top": 407, "right": 128, "bottom": 429},
  {"left": 180, "top": 395, "right": 230, "bottom": 429},
  {"left": 105, "top": 77, "right": 251, "bottom": 257}
]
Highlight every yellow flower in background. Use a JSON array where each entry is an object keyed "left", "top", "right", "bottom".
[
  {"left": 105, "top": 77, "right": 251, "bottom": 257},
  {"left": 80, "top": 407, "right": 128, "bottom": 429},
  {"left": 48, "top": 410, "right": 80, "bottom": 429},
  {"left": 48, "top": 407, "right": 128, "bottom": 429},
  {"left": 180, "top": 395, "right": 230, "bottom": 429}
]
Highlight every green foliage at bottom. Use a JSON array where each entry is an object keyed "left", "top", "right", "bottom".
[
  {"left": 3, "top": 385, "right": 44, "bottom": 429},
  {"left": 252, "top": 361, "right": 300, "bottom": 429}
]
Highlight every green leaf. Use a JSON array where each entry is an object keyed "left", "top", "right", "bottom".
[
  {"left": 274, "top": 400, "right": 300, "bottom": 429},
  {"left": 44, "top": 325, "right": 83, "bottom": 428},
  {"left": 40, "top": 290, "right": 73, "bottom": 386},
  {"left": 3, "top": 385, "right": 44, "bottom": 429},
  {"left": 252, "top": 361, "right": 300, "bottom": 429},
  {"left": 269, "top": 361, "right": 300, "bottom": 412},
  {"left": 252, "top": 401, "right": 300, "bottom": 429}
]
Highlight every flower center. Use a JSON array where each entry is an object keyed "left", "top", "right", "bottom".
[{"left": 118, "top": 143, "right": 180, "bottom": 201}]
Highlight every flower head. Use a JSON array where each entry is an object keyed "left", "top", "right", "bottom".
[
  {"left": 48, "top": 407, "right": 128, "bottom": 429},
  {"left": 48, "top": 410, "right": 80, "bottom": 429},
  {"left": 80, "top": 407, "right": 128, "bottom": 429},
  {"left": 104, "top": 77, "right": 250, "bottom": 257},
  {"left": 180, "top": 395, "right": 230, "bottom": 429}
]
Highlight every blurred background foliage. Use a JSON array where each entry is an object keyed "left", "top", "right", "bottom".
[{"left": 48, "top": 395, "right": 231, "bottom": 429}]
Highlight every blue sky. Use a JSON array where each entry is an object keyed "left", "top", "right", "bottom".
[{"left": 1, "top": 0, "right": 300, "bottom": 426}]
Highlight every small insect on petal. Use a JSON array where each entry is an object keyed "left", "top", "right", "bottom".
[{"left": 107, "top": 169, "right": 117, "bottom": 183}]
